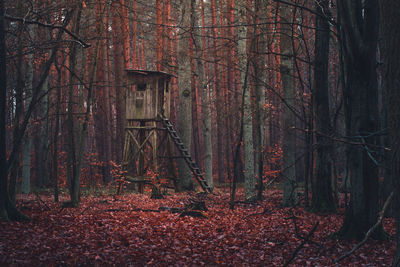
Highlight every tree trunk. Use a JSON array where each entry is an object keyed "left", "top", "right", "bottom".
[
  {"left": 192, "top": 0, "right": 213, "bottom": 190},
  {"left": 210, "top": 0, "right": 225, "bottom": 184},
  {"left": 66, "top": 5, "right": 83, "bottom": 206},
  {"left": 112, "top": 0, "right": 126, "bottom": 164},
  {"left": 252, "top": 0, "right": 267, "bottom": 200},
  {"left": 236, "top": 0, "right": 255, "bottom": 201},
  {"left": 0, "top": 0, "right": 28, "bottom": 221},
  {"left": 336, "top": 0, "right": 384, "bottom": 240},
  {"left": 9, "top": 2, "right": 24, "bottom": 202},
  {"left": 379, "top": 0, "right": 400, "bottom": 263},
  {"left": 311, "top": 0, "right": 335, "bottom": 213},
  {"left": 35, "top": 76, "right": 50, "bottom": 188},
  {"left": 280, "top": 1, "right": 298, "bottom": 207},
  {"left": 177, "top": 0, "right": 194, "bottom": 191},
  {"left": 21, "top": 34, "right": 34, "bottom": 194}
]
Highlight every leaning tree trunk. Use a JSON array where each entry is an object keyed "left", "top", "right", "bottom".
[
  {"left": 279, "top": 1, "right": 297, "bottom": 207},
  {"left": 311, "top": 0, "right": 335, "bottom": 213},
  {"left": 379, "top": 0, "right": 400, "bottom": 263},
  {"left": 336, "top": 0, "right": 384, "bottom": 240}
]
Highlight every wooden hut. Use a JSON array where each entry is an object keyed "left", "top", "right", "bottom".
[{"left": 125, "top": 70, "right": 173, "bottom": 120}]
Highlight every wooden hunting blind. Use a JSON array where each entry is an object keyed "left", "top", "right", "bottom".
[
  {"left": 121, "top": 70, "right": 174, "bottom": 193},
  {"left": 120, "top": 70, "right": 211, "bottom": 194},
  {"left": 125, "top": 70, "right": 172, "bottom": 120}
]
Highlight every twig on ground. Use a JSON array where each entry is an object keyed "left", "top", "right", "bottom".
[
  {"left": 334, "top": 191, "right": 394, "bottom": 264},
  {"left": 286, "top": 209, "right": 323, "bottom": 249},
  {"left": 34, "top": 192, "right": 51, "bottom": 211},
  {"left": 105, "top": 208, "right": 161, "bottom": 212},
  {"left": 243, "top": 207, "right": 271, "bottom": 219},
  {"left": 283, "top": 222, "right": 319, "bottom": 267}
]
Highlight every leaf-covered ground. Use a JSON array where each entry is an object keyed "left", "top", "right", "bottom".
[{"left": 0, "top": 189, "right": 396, "bottom": 266}]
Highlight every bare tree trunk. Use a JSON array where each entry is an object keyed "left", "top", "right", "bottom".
[
  {"left": 253, "top": 0, "right": 267, "bottom": 200},
  {"left": 336, "top": 0, "right": 384, "bottom": 240},
  {"left": 21, "top": 26, "right": 34, "bottom": 194},
  {"left": 0, "top": 0, "right": 28, "bottom": 221},
  {"left": 280, "top": 1, "right": 298, "bottom": 207},
  {"left": 177, "top": 0, "right": 194, "bottom": 191},
  {"left": 35, "top": 75, "right": 50, "bottom": 188},
  {"left": 112, "top": 0, "right": 126, "bottom": 164},
  {"left": 192, "top": 0, "right": 213, "bottom": 190},
  {"left": 236, "top": 0, "right": 255, "bottom": 201},
  {"left": 9, "top": 1, "right": 24, "bottom": 202},
  {"left": 66, "top": 5, "right": 83, "bottom": 206},
  {"left": 379, "top": 0, "right": 400, "bottom": 263},
  {"left": 311, "top": 0, "right": 335, "bottom": 212}
]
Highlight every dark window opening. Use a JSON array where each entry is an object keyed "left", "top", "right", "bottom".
[{"left": 138, "top": 83, "right": 147, "bottom": 91}]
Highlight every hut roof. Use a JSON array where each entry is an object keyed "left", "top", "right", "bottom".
[{"left": 125, "top": 69, "right": 176, "bottom": 79}]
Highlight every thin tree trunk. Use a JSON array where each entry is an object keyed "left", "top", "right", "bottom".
[
  {"left": 112, "top": 0, "right": 126, "bottom": 164},
  {"left": 66, "top": 4, "right": 83, "bottom": 206},
  {"left": 236, "top": 0, "right": 255, "bottom": 201},
  {"left": 9, "top": 1, "right": 24, "bottom": 202},
  {"left": 21, "top": 27, "right": 34, "bottom": 194},
  {"left": 53, "top": 64, "right": 62, "bottom": 202},
  {"left": 192, "top": 0, "right": 213, "bottom": 190},
  {"left": 253, "top": 0, "right": 267, "bottom": 200}
]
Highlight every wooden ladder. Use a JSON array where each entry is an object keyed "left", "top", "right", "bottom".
[{"left": 159, "top": 113, "right": 212, "bottom": 193}]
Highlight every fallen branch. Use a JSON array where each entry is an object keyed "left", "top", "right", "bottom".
[
  {"left": 34, "top": 192, "right": 51, "bottom": 211},
  {"left": 105, "top": 208, "right": 160, "bottom": 213},
  {"left": 286, "top": 209, "right": 323, "bottom": 249},
  {"left": 243, "top": 207, "right": 271, "bottom": 219},
  {"left": 334, "top": 191, "right": 394, "bottom": 264},
  {"left": 283, "top": 222, "right": 319, "bottom": 267}
]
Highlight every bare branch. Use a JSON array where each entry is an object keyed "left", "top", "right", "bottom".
[
  {"left": 283, "top": 222, "right": 320, "bottom": 267},
  {"left": 334, "top": 191, "right": 394, "bottom": 263},
  {"left": 4, "top": 14, "right": 90, "bottom": 48}
]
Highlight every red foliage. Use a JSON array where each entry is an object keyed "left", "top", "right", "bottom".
[{"left": 0, "top": 189, "right": 395, "bottom": 266}]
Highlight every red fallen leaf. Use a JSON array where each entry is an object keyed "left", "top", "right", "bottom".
[{"left": 2, "top": 190, "right": 396, "bottom": 266}]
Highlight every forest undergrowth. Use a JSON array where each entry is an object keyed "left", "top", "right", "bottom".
[{"left": 0, "top": 188, "right": 395, "bottom": 266}]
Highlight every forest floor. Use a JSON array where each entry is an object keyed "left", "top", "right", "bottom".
[{"left": 0, "top": 188, "right": 396, "bottom": 266}]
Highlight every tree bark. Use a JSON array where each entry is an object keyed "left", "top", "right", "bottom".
[
  {"left": 66, "top": 4, "right": 83, "bottom": 206},
  {"left": 252, "top": 0, "right": 267, "bottom": 200},
  {"left": 192, "top": 0, "right": 213, "bottom": 190},
  {"left": 112, "top": 0, "right": 126, "bottom": 164},
  {"left": 336, "top": 0, "right": 384, "bottom": 240},
  {"left": 236, "top": 0, "right": 255, "bottom": 201},
  {"left": 311, "top": 0, "right": 335, "bottom": 213},
  {"left": 9, "top": 0, "right": 24, "bottom": 202},
  {"left": 177, "top": 0, "right": 194, "bottom": 191},
  {"left": 379, "top": 0, "right": 400, "bottom": 263},
  {"left": 0, "top": 0, "right": 28, "bottom": 221},
  {"left": 280, "top": 1, "right": 298, "bottom": 207},
  {"left": 21, "top": 31, "right": 34, "bottom": 194}
]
